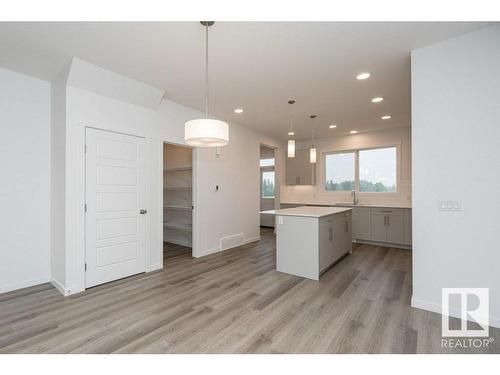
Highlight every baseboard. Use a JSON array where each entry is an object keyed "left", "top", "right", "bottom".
[
  {"left": 411, "top": 295, "right": 500, "bottom": 329},
  {"left": 147, "top": 263, "right": 163, "bottom": 272},
  {"left": 0, "top": 276, "right": 49, "bottom": 294},
  {"left": 196, "top": 236, "right": 261, "bottom": 258},
  {"left": 355, "top": 239, "right": 411, "bottom": 250},
  {"left": 50, "top": 277, "right": 70, "bottom": 296},
  {"left": 164, "top": 238, "right": 192, "bottom": 248},
  {"left": 243, "top": 236, "right": 261, "bottom": 245}
]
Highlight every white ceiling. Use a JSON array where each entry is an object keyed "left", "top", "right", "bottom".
[{"left": 0, "top": 22, "right": 493, "bottom": 140}]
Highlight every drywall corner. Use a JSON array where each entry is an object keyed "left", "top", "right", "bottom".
[{"left": 50, "top": 63, "right": 70, "bottom": 287}]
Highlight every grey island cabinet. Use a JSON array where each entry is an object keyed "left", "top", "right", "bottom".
[{"left": 260, "top": 206, "right": 352, "bottom": 280}]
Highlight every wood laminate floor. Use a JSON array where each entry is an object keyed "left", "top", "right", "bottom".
[
  {"left": 1, "top": 228, "right": 498, "bottom": 354},
  {"left": 163, "top": 241, "right": 192, "bottom": 261}
]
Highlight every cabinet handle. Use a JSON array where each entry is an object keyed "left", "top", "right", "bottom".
[
  {"left": 329, "top": 227, "right": 333, "bottom": 241},
  {"left": 387, "top": 216, "right": 390, "bottom": 226},
  {"left": 381, "top": 210, "right": 393, "bottom": 213}
]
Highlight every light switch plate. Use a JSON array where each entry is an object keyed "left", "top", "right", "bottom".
[{"left": 439, "top": 200, "right": 462, "bottom": 212}]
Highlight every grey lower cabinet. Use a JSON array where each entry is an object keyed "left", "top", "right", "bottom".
[
  {"left": 371, "top": 213, "right": 387, "bottom": 242},
  {"left": 368, "top": 208, "right": 410, "bottom": 246},
  {"left": 349, "top": 206, "right": 411, "bottom": 247},
  {"left": 352, "top": 207, "right": 371, "bottom": 240},
  {"left": 275, "top": 208, "right": 352, "bottom": 280},
  {"left": 319, "top": 211, "right": 352, "bottom": 273}
]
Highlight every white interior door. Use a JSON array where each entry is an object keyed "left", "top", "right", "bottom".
[{"left": 85, "top": 128, "right": 146, "bottom": 288}]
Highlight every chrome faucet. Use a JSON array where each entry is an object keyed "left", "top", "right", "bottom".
[{"left": 351, "top": 190, "right": 359, "bottom": 205}]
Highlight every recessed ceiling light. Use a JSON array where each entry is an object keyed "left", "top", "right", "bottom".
[
  {"left": 288, "top": 131, "right": 295, "bottom": 136},
  {"left": 371, "top": 97, "right": 384, "bottom": 103},
  {"left": 234, "top": 108, "right": 243, "bottom": 114},
  {"left": 329, "top": 124, "right": 337, "bottom": 129},
  {"left": 350, "top": 130, "right": 358, "bottom": 134},
  {"left": 356, "top": 72, "right": 370, "bottom": 80},
  {"left": 381, "top": 115, "right": 392, "bottom": 120}
]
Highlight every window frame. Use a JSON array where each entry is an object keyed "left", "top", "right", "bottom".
[
  {"left": 259, "top": 158, "right": 275, "bottom": 167},
  {"left": 322, "top": 144, "right": 400, "bottom": 194},
  {"left": 260, "top": 167, "right": 276, "bottom": 199},
  {"left": 323, "top": 150, "right": 357, "bottom": 192}
]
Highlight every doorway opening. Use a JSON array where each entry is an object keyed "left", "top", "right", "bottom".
[
  {"left": 163, "top": 143, "right": 193, "bottom": 260},
  {"left": 260, "top": 145, "right": 277, "bottom": 228}
]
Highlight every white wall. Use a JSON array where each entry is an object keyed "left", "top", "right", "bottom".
[
  {"left": 0, "top": 68, "right": 51, "bottom": 293},
  {"left": 56, "top": 59, "right": 284, "bottom": 294},
  {"left": 280, "top": 127, "right": 412, "bottom": 207},
  {"left": 411, "top": 25, "right": 500, "bottom": 328},
  {"left": 50, "top": 64, "right": 69, "bottom": 291}
]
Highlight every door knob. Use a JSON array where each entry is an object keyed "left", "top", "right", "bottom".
[{"left": 140, "top": 209, "right": 147, "bottom": 214}]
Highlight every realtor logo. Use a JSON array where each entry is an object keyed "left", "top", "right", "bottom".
[{"left": 442, "top": 288, "right": 489, "bottom": 337}]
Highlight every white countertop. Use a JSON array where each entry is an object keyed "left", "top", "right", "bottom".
[
  {"left": 281, "top": 202, "right": 412, "bottom": 209},
  {"left": 260, "top": 206, "right": 352, "bottom": 218}
]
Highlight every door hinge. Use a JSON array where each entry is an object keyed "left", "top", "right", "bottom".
[
  {"left": 85, "top": 203, "right": 87, "bottom": 213},
  {"left": 85, "top": 263, "right": 87, "bottom": 271}
]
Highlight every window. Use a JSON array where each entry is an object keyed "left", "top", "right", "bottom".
[
  {"left": 359, "top": 147, "right": 397, "bottom": 192},
  {"left": 260, "top": 158, "right": 275, "bottom": 167},
  {"left": 324, "top": 146, "right": 397, "bottom": 193},
  {"left": 325, "top": 152, "right": 355, "bottom": 191},
  {"left": 261, "top": 171, "right": 275, "bottom": 198}
]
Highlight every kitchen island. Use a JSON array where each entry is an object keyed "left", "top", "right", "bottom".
[{"left": 260, "top": 206, "right": 352, "bottom": 280}]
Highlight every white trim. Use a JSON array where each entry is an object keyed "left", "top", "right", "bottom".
[
  {"left": 195, "top": 236, "right": 261, "bottom": 258},
  {"left": 192, "top": 147, "right": 201, "bottom": 258},
  {"left": 163, "top": 238, "right": 192, "bottom": 248},
  {"left": 321, "top": 143, "right": 401, "bottom": 195},
  {"left": 354, "top": 239, "right": 411, "bottom": 250},
  {"left": 50, "top": 277, "right": 70, "bottom": 296},
  {"left": 147, "top": 263, "right": 163, "bottom": 272},
  {"left": 243, "top": 236, "right": 261, "bottom": 245},
  {"left": 411, "top": 295, "right": 500, "bottom": 329},
  {"left": 0, "top": 276, "right": 49, "bottom": 294}
]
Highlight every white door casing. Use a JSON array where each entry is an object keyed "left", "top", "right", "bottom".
[{"left": 85, "top": 128, "right": 146, "bottom": 288}]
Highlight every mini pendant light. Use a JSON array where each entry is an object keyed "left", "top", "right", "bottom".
[
  {"left": 288, "top": 139, "right": 296, "bottom": 158},
  {"left": 309, "top": 115, "right": 317, "bottom": 163},
  {"left": 185, "top": 21, "right": 229, "bottom": 147},
  {"left": 287, "top": 100, "right": 296, "bottom": 158}
]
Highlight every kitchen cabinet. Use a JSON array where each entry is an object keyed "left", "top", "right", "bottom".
[
  {"left": 387, "top": 214, "right": 405, "bottom": 244},
  {"left": 319, "top": 216, "right": 336, "bottom": 272},
  {"left": 352, "top": 207, "right": 371, "bottom": 240},
  {"left": 279, "top": 203, "right": 412, "bottom": 248},
  {"left": 371, "top": 213, "right": 388, "bottom": 243},
  {"left": 370, "top": 208, "right": 406, "bottom": 245},
  {"left": 403, "top": 210, "right": 412, "bottom": 246},
  {"left": 269, "top": 206, "right": 352, "bottom": 280},
  {"left": 286, "top": 149, "right": 316, "bottom": 185}
]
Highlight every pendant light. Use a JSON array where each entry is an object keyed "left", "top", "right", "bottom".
[
  {"left": 287, "top": 100, "right": 296, "bottom": 158},
  {"left": 309, "top": 115, "right": 317, "bottom": 163},
  {"left": 288, "top": 139, "right": 296, "bottom": 158},
  {"left": 185, "top": 21, "right": 229, "bottom": 147}
]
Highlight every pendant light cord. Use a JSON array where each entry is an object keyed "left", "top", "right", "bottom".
[{"left": 205, "top": 23, "right": 209, "bottom": 119}]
